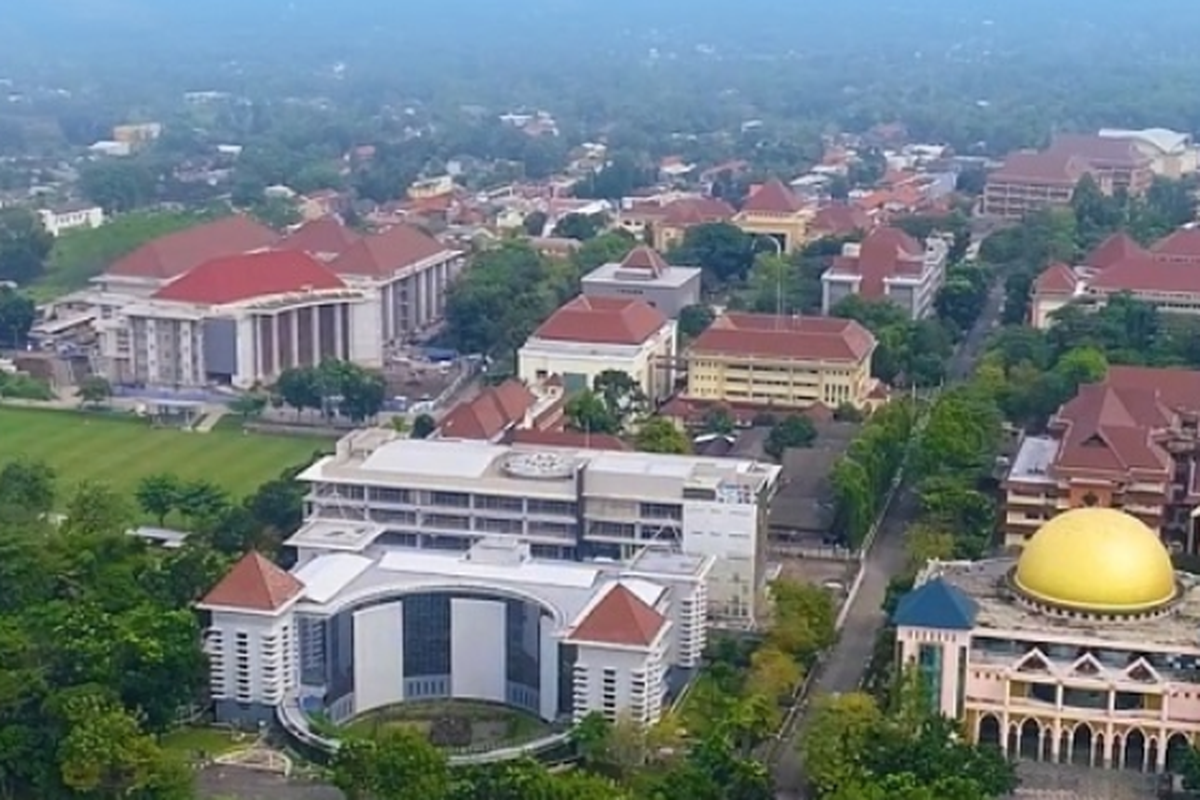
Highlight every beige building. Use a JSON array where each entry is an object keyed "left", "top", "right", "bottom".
[
  {"left": 518, "top": 296, "right": 677, "bottom": 401},
  {"left": 683, "top": 313, "right": 877, "bottom": 410},
  {"left": 733, "top": 179, "right": 813, "bottom": 253},
  {"left": 1099, "top": 128, "right": 1199, "bottom": 179}
]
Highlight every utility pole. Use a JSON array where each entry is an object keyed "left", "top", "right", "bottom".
[{"left": 756, "top": 234, "right": 786, "bottom": 326}]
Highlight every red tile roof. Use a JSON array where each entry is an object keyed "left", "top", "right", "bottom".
[
  {"left": 1085, "top": 232, "right": 1147, "bottom": 269},
  {"left": 989, "top": 151, "right": 1090, "bottom": 186},
  {"left": 811, "top": 203, "right": 873, "bottom": 237},
  {"left": 661, "top": 196, "right": 736, "bottom": 226},
  {"left": 531, "top": 296, "right": 668, "bottom": 346},
  {"left": 1047, "top": 134, "right": 1152, "bottom": 169},
  {"left": 278, "top": 216, "right": 361, "bottom": 259},
  {"left": 1033, "top": 262, "right": 1079, "bottom": 295},
  {"left": 107, "top": 215, "right": 279, "bottom": 280},
  {"left": 200, "top": 552, "right": 304, "bottom": 612},
  {"left": 826, "top": 226, "right": 926, "bottom": 300},
  {"left": 741, "top": 178, "right": 804, "bottom": 214},
  {"left": 330, "top": 223, "right": 452, "bottom": 277},
  {"left": 688, "top": 312, "right": 875, "bottom": 363},
  {"left": 567, "top": 583, "right": 667, "bottom": 647},
  {"left": 504, "top": 429, "right": 631, "bottom": 451},
  {"left": 1151, "top": 227, "right": 1200, "bottom": 259},
  {"left": 1088, "top": 255, "right": 1200, "bottom": 295},
  {"left": 437, "top": 379, "right": 536, "bottom": 441},
  {"left": 619, "top": 246, "right": 670, "bottom": 276},
  {"left": 1050, "top": 380, "right": 1178, "bottom": 478},
  {"left": 152, "top": 250, "right": 346, "bottom": 305},
  {"left": 1106, "top": 365, "right": 1200, "bottom": 414}
]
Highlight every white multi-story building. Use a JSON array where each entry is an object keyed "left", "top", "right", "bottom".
[
  {"left": 293, "top": 430, "right": 779, "bottom": 623},
  {"left": 821, "top": 226, "right": 949, "bottom": 319},
  {"left": 199, "top": 535, "right": 712, "bottom": 733},
  {"left": 518, "top": 295, "right": 677, "bottom": 401},
  {"left": 38, "top": 204, "right": 105, "bottom": 237}
]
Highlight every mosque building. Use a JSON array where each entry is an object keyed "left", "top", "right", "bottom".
[{"left": 894, "top": 507, "right": 1200, "bottom": 773}]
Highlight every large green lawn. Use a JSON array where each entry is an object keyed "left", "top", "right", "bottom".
[{"left": 0, "top": 406, "right": 330, "bottom": 504}]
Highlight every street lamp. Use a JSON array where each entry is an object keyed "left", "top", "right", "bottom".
[{"left": 755, "top": 234, "right": 785, "bottom": 319}]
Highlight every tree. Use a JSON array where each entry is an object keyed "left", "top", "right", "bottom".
[
  {"left": 79, "top": 160, "right": 158, "bottom": 213},
  {"left": 593, "top": 369, "right": 646, "bottom": 421},
  {"left": 331, "top": 729, "right": 450, "bottom": 800},
  {"left": 229, "top": 392, "right": 268, "bottom": 420},
  {"left": 552, "top": 212, "right": 607, "bottom": 241},
  {"left": 764, "top": 415, "right": 817, "bottom": 460},
  {"left": 411, "top": 413, "right": 437, "bottom": 439},
  {"left": 175, "top": 480, "right": 230, "bottom": 524},
  {"left": 522, "top": 210, "right": 549, "bottom": 237},
  {"left": 677, "top": 304, "right": 715, "bottom": 340},
  {"left": 671, "top": 222, "right": 755, "bottom": 285},
  {"left": 76, "top": 375, "right": 113, "bottom": 408},
  {"left": 136, "top": 473, "right": 182, "bottom": 525},
  {"left": 0, "top": 206, "right": 53, "bottom": 285},
  {"left": 746, "top": 645, "right": 802, "bottom": 701},
  {"left": 275, "top": 366, "right": 322, "bottom": 415},
  {"left": 701, "top": 404, "right": 735, "bottom": 435},
  {"left": 799, "top": 692, "right": 885, "bottom": 797},
  {"left": 833, "top": 402, "right": 864, "bottom": 423},
  {"left": 0, "top": 457, "right": 56, "bottom": 518},
  {"left": 0, "top": 286, "right": 35, "bottom": 347},
  {"left": 62, "top": 481, "right": 132, "bottom": 538},
  {"left": 246, "top": 475, "right": 306, "bottom": 533},
  {"left": 903, "top": 523, "right": 955, "bottom": 576},
  {"left": 565, "top": 389, "right": 619, "bottom": 435},
  {"left": 340, "top": 366, "right": 387, "bottom": 422},
  {"left": 1054, "top": 345, "right": 1107, "bottom": 391},
  {"left": 634, "top": 417, "right": 691, "bottom": 454},
  {"left": 572, "top": 231, "right": 637, "bottom": 272}
]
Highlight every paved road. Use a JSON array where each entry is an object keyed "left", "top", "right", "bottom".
[{"left": 772, "top": 281, "right": 1006, "bottom": 798}]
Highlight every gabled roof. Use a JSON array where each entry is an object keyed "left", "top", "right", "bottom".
[
  {"left": 330, "top": 223, "right": 452, "bottom": 277},
  {"left": 825, "top": 226, "right": 927, "bottom": 299},
  {"left": 741, "top": 178, "right": 804, "bottom": 214},
  {"left": 503, "top": 428, "right": 632, "bottom": 451},
  {"left": 811, "top": 203, "right": 873, "bottom": 237},
  {"left": 200, "top": 552, "right": 304, "bottom": 612},
  {"left": 892, "top": 578, "right": 978, "bottom": 630},
  {"left": 278, "top": 216, "right": 361, "bottom": 259},
  {"left": 687, "top": 312, "right": 876, "bottom": 363},
  {"left": 1033, "top": 262, "right": 1079, "bottom": 295},
  {"left": 106, "top": 215, "right": 279, "bottom": 280},
  {"left": 660, "top": 196, "right": 736, "bottom": 226},
  {"left": 989, "top": 151, "right": 1089, "bottom": 185},
  {"left": 619, "top": 246, "right": 670, "bottom": 276},
  {"left": 1085, "top": 231, "right": 1146, "bottom": 270},
  {"left": 151, "top": 250, "right": 345, "bottom": 305},
  {"left": 567, "top": 583, "right": 667, "bottom": 647},
  {"left": 530, "top": 296, "right": 668, "bottom": 346},
  {"left": 1048, "top": 134, "right": 1152, "bottom": 169},
  {"left": 1151, "top": 227, "right": 1200, "bottom": 259},
  {"left": 437, "top": 379, "right": 536, "bottom": 441},
  {"left": 1088, "top": 255, "right": 1200, "bottom": 295},
  {"left": 1106, "top": 365, "right": 1200, "bottom": 414},
  {"left": 1051, "top": 383, "right": 1173, "bottom": 475}
]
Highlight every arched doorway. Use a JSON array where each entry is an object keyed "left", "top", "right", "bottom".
[
  {"left": 1147, "top": 738, "right": 1160, "bottom": 774},
  {"left": 1042, "top": 730, "right": 1054, "bottom": 762},
  {"left": 978, "top": 715, "right": 1001, "bottom": 750},
  {"left": 1019, "top": 718, "right": 1041, "bottom": 760},
  {"left": 1096, "top": 733, "right": 1108, "bottom": 769},
  {"left": 1125, "top": 729, "right": 1147, "bottom": 772},
  {"left": 1059, "top": 730, "right": 1072, "bottom": 764},
  {"left": 1111, "top": 734, "right": 1123, "bottom": 769},
  {"left": 1167, "top": 733, "right": 1191, "bottom": 773},
  {"left": 1072, "top": 724, "right": 1094, "bottom": 767}
]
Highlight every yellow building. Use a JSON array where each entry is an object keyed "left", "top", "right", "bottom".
[
  {"left": 407, "top": 175, "right": 455, "bottom": 200},
  {"left": 733, "top": 179, "right": 813, "bottom": 253},
  {"left": 683, "top": 313, "right": 877, "bottom": 410}
]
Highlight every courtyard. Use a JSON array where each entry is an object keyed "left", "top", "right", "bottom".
[{"left": 340, "top": 700, "right": 553, "bottom": 752}]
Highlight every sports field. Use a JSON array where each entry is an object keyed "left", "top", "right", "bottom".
[{"left": 0, "top": 406, "right": 331, "bottom": 504}]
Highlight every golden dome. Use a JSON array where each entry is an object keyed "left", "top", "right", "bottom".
[{"left": 1014, "top": 507, "right": 1176, "bottom": 613}]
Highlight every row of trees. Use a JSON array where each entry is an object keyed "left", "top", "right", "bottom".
[
  {"left": 274, "top": 359, "right": 388, "bottom": 422},
  {"left": 828, "top": 400, "right": 916, "bottom": 547},
  {"left": 830, "top": 295, "right": 956, "bottom": 389}
]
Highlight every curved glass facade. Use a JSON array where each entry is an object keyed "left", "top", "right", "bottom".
[{"left": 302, "top": 590, "right": 572, "bottom": 720}]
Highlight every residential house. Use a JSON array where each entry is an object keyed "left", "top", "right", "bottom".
[
  {"left": 614, "top": 196, "right": 734, "bottom": 251},
  {"left": 581, "top": 246, "right": 702, "bottom": 318},
  {"left": 1002, "top": 366, "right": 1200, "bottom": 551},
  {"left": 682, "top": 312, "right": 878, "bottom": 411},
  {"left": 820, "top": 227, "right": 949, "bottom": 319},
  {"left": 733, "top": 179, "right": 813, "bottom": 253},
  {"left": 517, "top": 296, "right": 677, "bottom": 401}
]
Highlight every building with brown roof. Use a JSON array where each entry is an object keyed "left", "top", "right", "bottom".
[
  {"left": 1046, "top": 134, "right": 1154, "bottom": 196},
  {"left": 1002, "top": 366, "right": 1200, "bottom": 550},
  {"left": 820, "top": 226, "right": 950, "bottom": 319},
  {"left": 613, "top": 195, "right": 735, "bottom": 251},
  {"left": 435, "top": 378, "right": 568, "bottom": 443},
  {"left": 580, "top": 246, "right": 702, "bottom": 318},
  {"left": 1031, "top": 227, "right": 1200, "bottom": 328},
  {"left": 683, "top": 312, "right": 878, "bottom": 410},
  {"left": 810, "top": 202, "right": 875, "bottom": 239},
  {"left": 733, "top": 178, "right": 814, "bottom": 253},
  {"left": 518, "top": 295, "right": 677, "bottom": 401}
]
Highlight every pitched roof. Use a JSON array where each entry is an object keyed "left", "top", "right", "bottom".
[
  {"left": 1105, "top": 365, "right": 1200, "bottom": 416},
  {"left": 660, "top": 196, "right": 736, "bottom": 226},
  {"left": 1151, "top": 227, "right": 1200, "bottom": 259},
  {"left": 1048, "top": 134, "right": 1152, "bottom": 169},
  {"left": 1033, "top": 262, "right": 1079, "bottom": 295},
  {"left": 567, "top": 583, "right": 667, "bottom": 647},
  {"left": 811, "top": 203, "right": 873, "bottom": 237},
  {"left": 200, "top": 552, "right": 304, "bottom": 612},
  {"left": 989, "top": 151, "right": 1089, "bottom": 185},
  {"left": 892, "top": 579, "right": 978, "bottom": 630},
  {"left": 437, "top": 379, "right": 536, "bottom": 441},
  {"left": 151, "top": 250, "right": 346, "bottom": 305},
  {"left": 688, "top": 312, "right": 876, "bottom": 363},
  {"left": 1085, "top": 231, "right": 1147, "bottom": 269},
  {"left": 1051, "top": 382, "right": 1173, "bottom": 476},
  {"left": 741, "top": 178, "right": 804, "bottom": 214},
  {"left": 1088, "top": 255, "right": 1200, "bottom": 296},
  {"left": 330, "top": 223, "right": 452, "bottom": 277},
  {"left": 619, "top": 246, "right": 670, "bottom": 276},
  {"left": 106, "top": 215, "right": 279, "bottom": 280},
  {"left": 826, "top": 226, "right": 927, "bottom": 299},
  {"left": 278, "top": 216, "right": 361, "bottom": 259},
  {"left": 503, "top": 428, "right": 631, "bottom": 451},
  {"left": 531, "top": 296, "right": 668, "bottom": 346}
]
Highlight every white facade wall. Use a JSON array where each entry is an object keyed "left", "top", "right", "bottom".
[
  {"left": 206, "top": 610, "right": 297, "bottom": 709},
  {"left": 518, "top": 322, "right": 677, "bottom": 401},
  {"left": 450, "top": 598, "right": 507, "bottom": 703},
  {"left": 682, "top": 500, "right": 758, "bottom": 621},
  {"left": 572, "top": 628, "right": 669, "bottom": 725},
  {"left": 352, "top": 602, "right": 405, "bottom": 714},
  {"left": 349, "top": 295, "right": 384, "bottom": 367},
  {"left": 539, "top": 615, "right": 561, "bottom": 721}
]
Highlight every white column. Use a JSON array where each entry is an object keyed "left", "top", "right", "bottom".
[
  {"left": 352, "top": 602, "right": 404, "bottom": 715},
  {"left": 539, "top": 615, "right": 559, "bottom": 721},
  {"left": 334, "top": 304, "right": 345, "bottom": 360},
  {"left": 450, "top": 598, "right": 506, "bottom": 702},
  {"left": 273, "top": 313, "right": 282, "bottom": 371},
  {"left": 254, "top": 315, "right": 263, "bottom": 378},
  {"left": 290, "top": 310, "right": 300, "bottom": 368}
]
